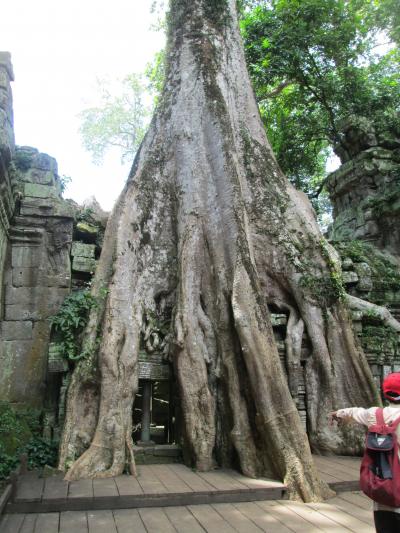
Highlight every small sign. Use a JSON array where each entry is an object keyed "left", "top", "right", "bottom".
[{"left": 138, "top": 361, "right": 170, "bottom": 381}]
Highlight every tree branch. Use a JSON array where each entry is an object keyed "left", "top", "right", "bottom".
[
  {"left": 263, "top": 80, "right": 293, "bottom": 98},
  {"left": 309, "top": 175, "right": 329, "bottom": 199}
]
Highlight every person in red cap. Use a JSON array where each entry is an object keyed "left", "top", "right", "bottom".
[{"left": 330, "top": 372, "right": 400, "bottom": 533}]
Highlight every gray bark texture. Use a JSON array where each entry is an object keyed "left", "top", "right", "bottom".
[{"left": 59, "top": 0, "right": 380, "bottom": 501}]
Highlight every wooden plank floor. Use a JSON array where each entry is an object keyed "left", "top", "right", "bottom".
[
  {"left": 6, "top": 456, "right": 361, "bottom": 514},
  {"left": 1, "top": 492, "right": 375, "bottom": 532},
  {"left": 7, "top": 464, "right": 286, "bottom": 514}
]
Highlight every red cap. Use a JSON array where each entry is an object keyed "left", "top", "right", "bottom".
[{"left": 382, "top": 373, "right": 400, "bottom": 401}]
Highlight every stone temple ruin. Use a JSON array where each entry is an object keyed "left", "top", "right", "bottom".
[{"left": 0, "top": 52, "right": 399, "bottom": 462}]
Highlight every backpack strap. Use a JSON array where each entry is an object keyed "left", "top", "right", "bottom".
[
  {"left": 389, "top": 413, "right": 400, "bottom": 429},
  {"left": 376, "top": 407, "right": 385, "bottom": 426}
]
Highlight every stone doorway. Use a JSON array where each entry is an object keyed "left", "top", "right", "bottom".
[
  {"left": 133, "top": 378, "right": 175, "bottom": 446},
  {"left": 132, "top": 352, "right": 181, "bottom": 464}
]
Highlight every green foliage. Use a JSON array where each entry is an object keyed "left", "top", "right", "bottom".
[
  {"left": 0, "top": 450, "right": 17, "bottom": 481},
  {"left": 300, "top": 273, "right": 343, "bottom": 307},
  {"left": 144, "top": 50, "right": 166, "bottom": 104},
  {"left": 360, "top": 324, "right": 399, "bottom": 359},
  {"left": 79, "top": 74, "right": 153, "bottom": 164},
  {"left": 76, "top": 207, "right": 95, "bottom": 224},
  {"left": 49, "top": 290, "right": 99, "bottom": 361},
  {"left": 375, "top": 0, "right": 400, "bottom": 45},
  {"left": 0, "top": 403, "right": 57, "bottom": 481},
  {"left": 0, "top": 402, "right": 32, "bottom": 455},
  {"left": 299, "top": 238, "right": 345, "bottom": 306},
  {"left": 240, "top": 0, "right": 399, "bottom": 210},
  {"left": 0, "top": 438, "right": 58, "bottom": 480},
  {"left": 59, "top": 174, "right": 72, "bottom": 194},
  {"left": 22, "top": 438, "right": 58, "bottom": 470}
]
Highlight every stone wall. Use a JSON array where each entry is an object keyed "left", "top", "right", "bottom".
[
  {"left": 44, "top": 198, "right": 105, "bottom": 438},
  {"left": 327, "top": 116, "right": 400, "bottom": 256},
  {"left": 0, "top": 146, "right": 74, "bottom": 407},
  {"left": 0, "top": 52, "right": 15, "bottom": 313},
  {"left": 326, "top": 115, "right": 400, "bottom": 400},
  {"left": 0, "top": 50, "right": 106, "bottom": 416}
]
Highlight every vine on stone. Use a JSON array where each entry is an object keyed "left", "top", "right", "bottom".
[{"left": 49, "top": 290, "right": 100, "bottom": 362}]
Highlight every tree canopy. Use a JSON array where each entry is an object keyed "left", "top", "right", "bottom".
[
  {"left": 240, "top": 0, "right": 399, "bottom": 207},
  {"left": 79, "top": 74, "right": 153, "bottom": 164}
]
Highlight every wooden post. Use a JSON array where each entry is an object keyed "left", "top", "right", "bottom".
[
  {"left": 9, "top": 471, "right": 18, "bottom": 502},
  {"left": 19, "top": 453, "right": 28, "bottom": 475}
]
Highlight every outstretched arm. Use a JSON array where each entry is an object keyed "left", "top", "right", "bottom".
[{"left": 329, "top": 407, "right": 375, "bottom": 426}]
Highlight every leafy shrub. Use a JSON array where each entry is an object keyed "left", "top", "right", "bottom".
[
  {"left": 0, "top": 402, "right": 32, "bottom": 455},
  {"left": 0, "top": 447, "right": 18, "bottom": 480},
  {"left": 21, "top": 437, "right": 58, "bottom": 470},
  {"left": 76, "top": 207, "right": 95, "bottom": 224},
  {"left": 0, "top": 403, "right": 58, "bottom": 480},
  {"left": 49, "top": 290, "right": 99, "bottom": 361},
  {"left": 59, "top": 174, "right": 72, "bottom": 194}
]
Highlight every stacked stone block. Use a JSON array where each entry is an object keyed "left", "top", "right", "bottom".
[
  {"left": 0, "top": 147, "right": 74, "bottom": 407},
  {"left": 71, "top": 241, "right": 96, "bottom": 274},
  {"left": 271, "top": 313, "right": 309, "bottom": 429},
  {"left": 326, "top": 115, "right": 400, "bottom": 394},
  {"left": 327, "top": 116, "right": 400, "bottom": 256},
  {"left": 0, "top": 52, "right": 15, "bottom": 312},
  {"left": 340, "top": 250, "right": 400, "bottom": 388}
]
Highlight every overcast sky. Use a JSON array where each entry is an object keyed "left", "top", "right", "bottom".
[{"left": 0, "top": 0, "right": 166, "bottom": 210}]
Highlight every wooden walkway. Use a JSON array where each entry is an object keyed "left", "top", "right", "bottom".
[
  {"left": 1, "top": 456, "right": 365, "bottom": 531},
  {"left": 6, "top": 463, "right": 286, "bottom": 514},
  {"left": 0, "top": 492, "right": 375, "bottom": 532}
]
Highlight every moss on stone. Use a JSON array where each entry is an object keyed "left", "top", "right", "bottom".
[
  {"left": 335, "top": 240, "right": 400, "bottom": 299},
  {"left": 360, "top": 324, "right": 399, "bottom": 360},
  {"left": 366, "top": 184, "right": 400, "bottom": 218},
  {"left": 13, "top": 150, "right": 34, "bottom": 171}
]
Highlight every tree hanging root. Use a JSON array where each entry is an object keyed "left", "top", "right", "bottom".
[{"left": 347, "top": 294, "right": 400, "bottom": 332}]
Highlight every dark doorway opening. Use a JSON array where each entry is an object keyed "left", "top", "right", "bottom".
[{"left": 132, "top": 378, "right": 176, "bottom": 445}]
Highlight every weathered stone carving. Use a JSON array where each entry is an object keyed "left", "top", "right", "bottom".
[
  {"left": 138, "top": 313, "right": 171, "bottom": 381},
  {"left": 327, "top": 115, "right": 400, "bottom": 254}
]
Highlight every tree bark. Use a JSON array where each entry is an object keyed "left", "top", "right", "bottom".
[{"left": 59, "top": 0, "right": 379, "bottom": 500}]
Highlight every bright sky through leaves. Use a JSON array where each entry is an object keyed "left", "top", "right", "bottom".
[{"left": 0, "top": 0, "right": 165, "bottom": 210}]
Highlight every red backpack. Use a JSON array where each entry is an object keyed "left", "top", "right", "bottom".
[{"left": 360, "top": 407, "right": 400, "bottom": 507}]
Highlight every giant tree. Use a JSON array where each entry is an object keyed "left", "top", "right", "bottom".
[{"left": 59, "top": 0, "right": 380, "bottom": 500}]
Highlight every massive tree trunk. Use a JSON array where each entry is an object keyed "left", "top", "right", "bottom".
[{"left": 59, "top": 0, "right": 380, "bottom": 500}]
